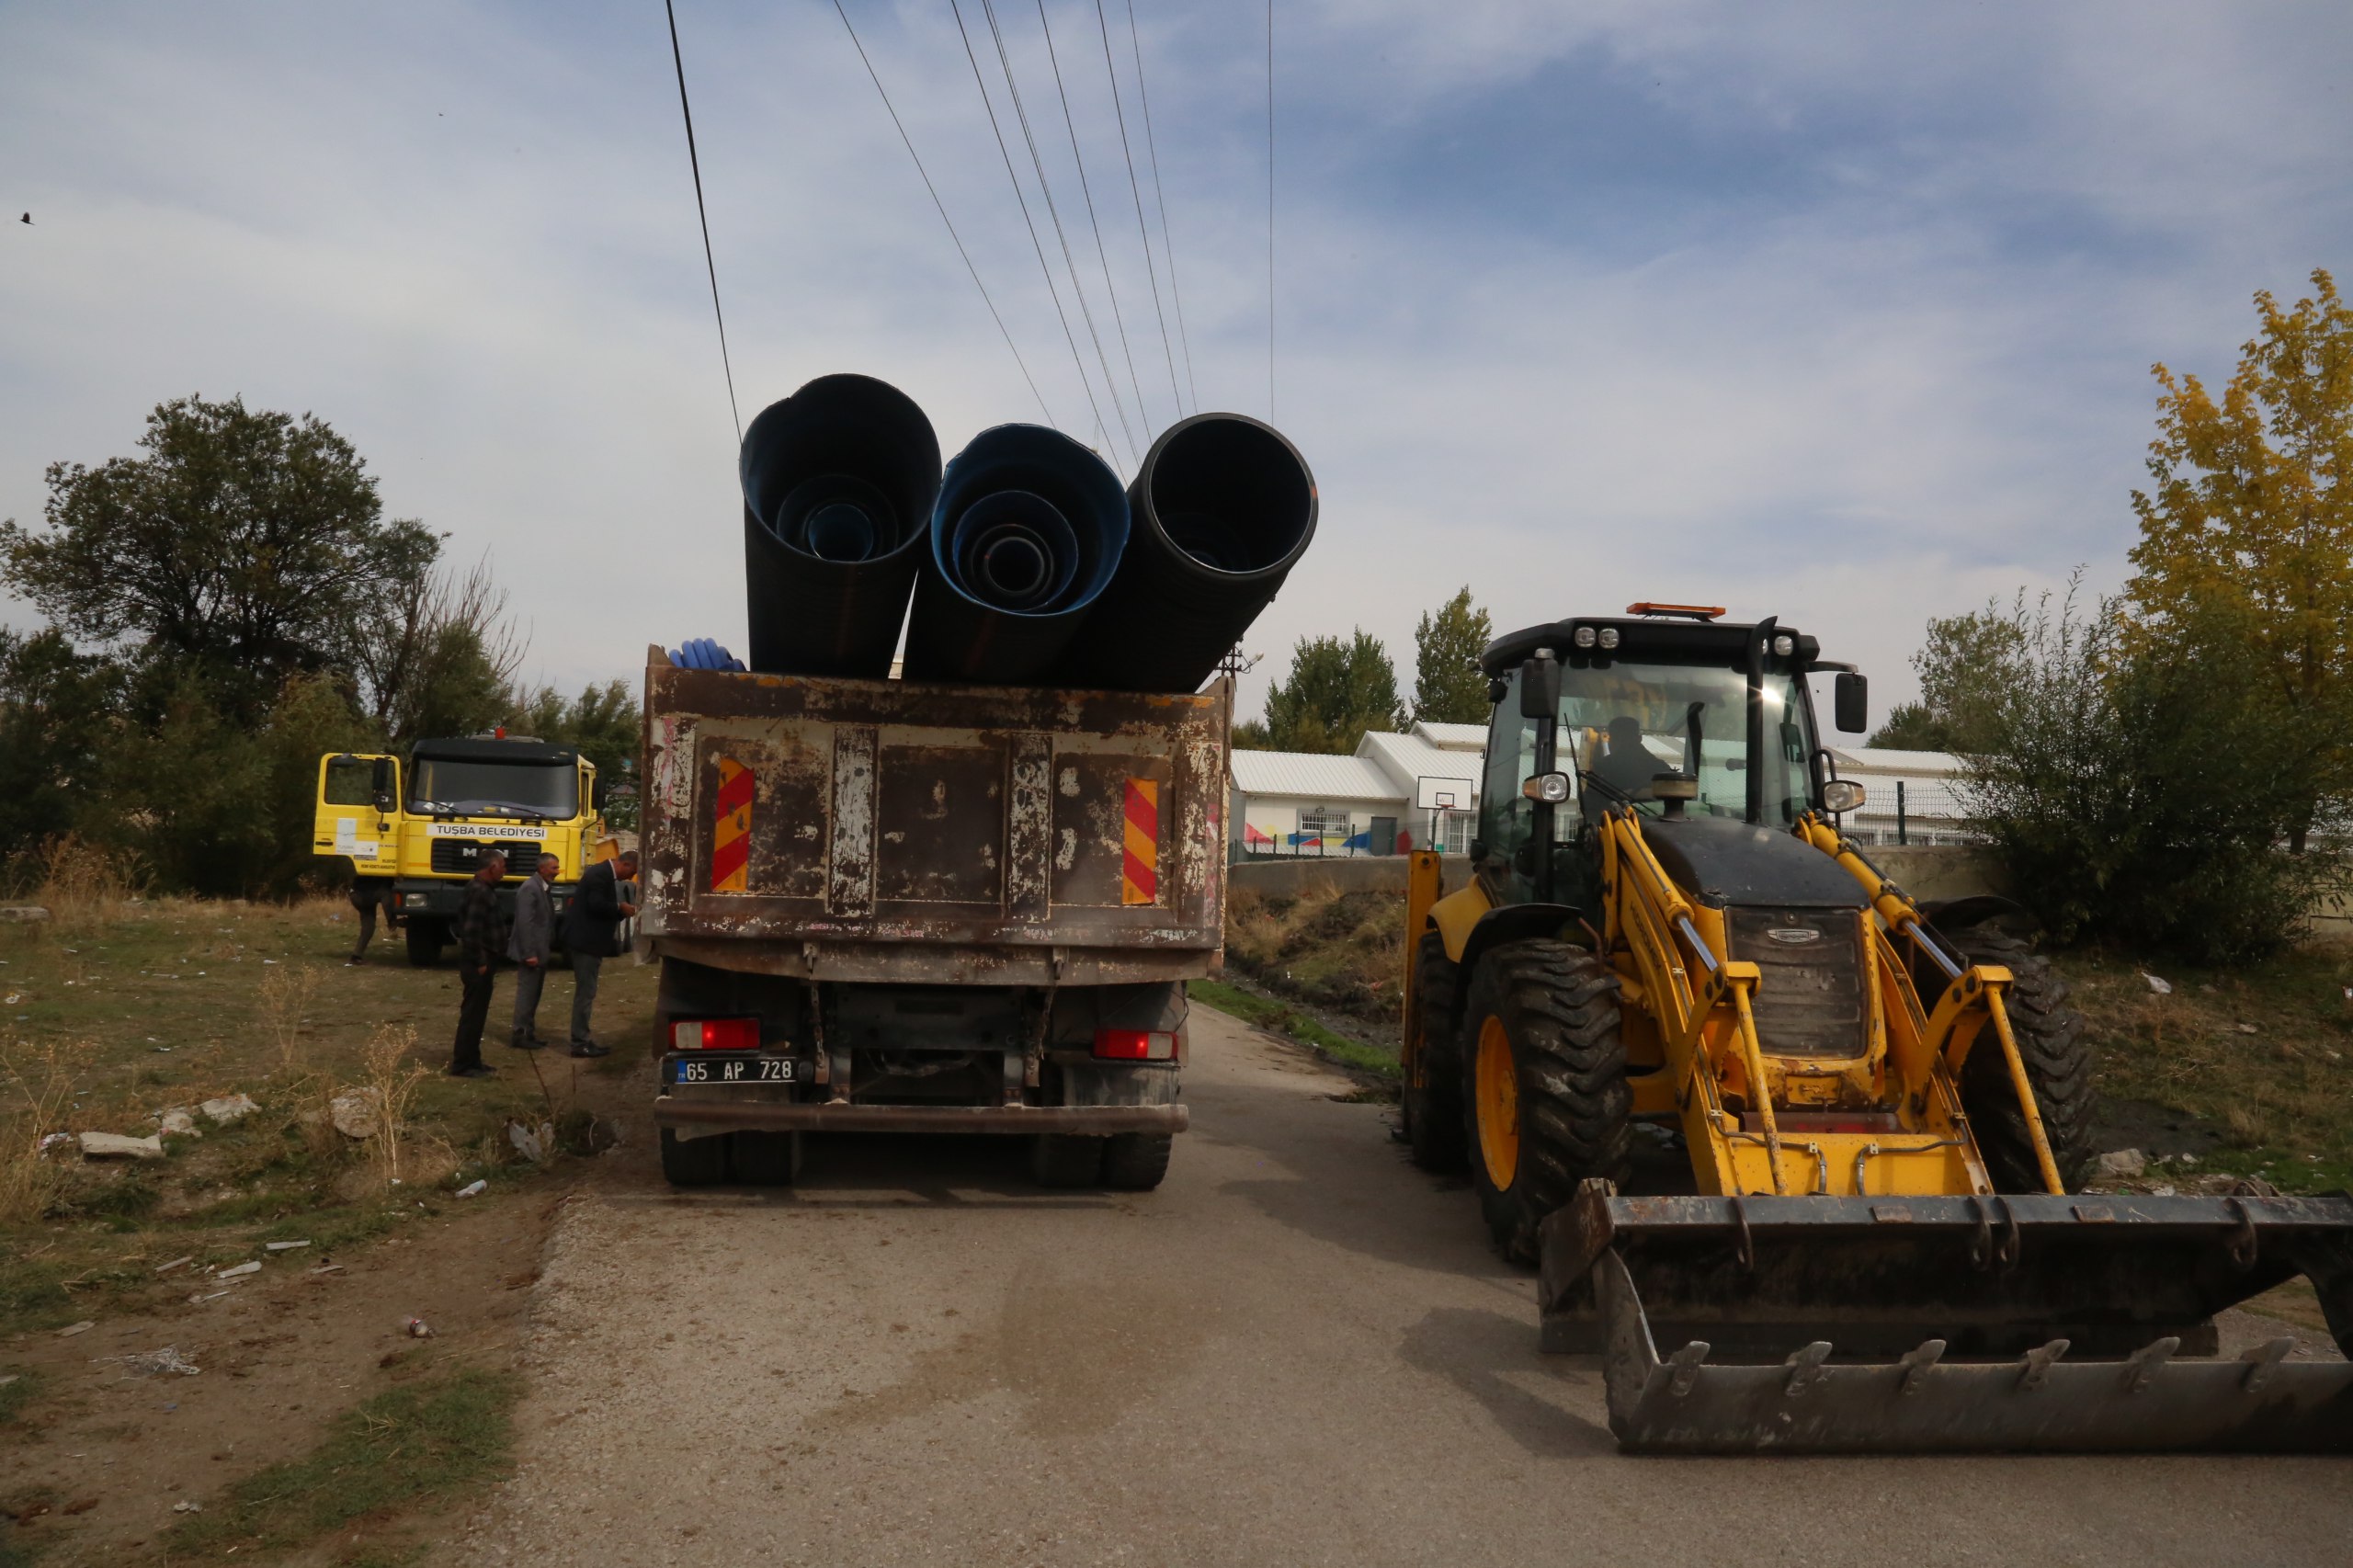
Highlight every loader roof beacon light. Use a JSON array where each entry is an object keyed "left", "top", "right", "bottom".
[
  {"left": 1051, "top": 412, "right": 1317, "bottom": 693},
  {"left": 739, "top": 374, "right": 941, "bottom": 679},
  {"left": 901, "top": 425, "right": 1131, "bottom": 686},
  {"left": 1399, "top": 606, "right": 2353, "bottom": 1454}
]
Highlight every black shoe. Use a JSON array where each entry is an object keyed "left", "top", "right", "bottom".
[
  {"left": 346, "top": 956, "right": 364, "bottom": 967},
  {"left": 506, "top": 1033, "right": 547, "bottom": 1051},
  {"left": 449, "top": 1062, "right": 497, "bottom": 1079},
  {"left": 567, "top": 1040, "right": 610, "bottom": 1059}
]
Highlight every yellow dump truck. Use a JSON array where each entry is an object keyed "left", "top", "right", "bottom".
[{"left": 313, "top": 736, "right": 608, "bottom": 964}]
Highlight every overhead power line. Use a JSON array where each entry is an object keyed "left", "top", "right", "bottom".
[
  {"left": 948, "top": 0, "right": 1120, "bottom": 464},
  {"left": 978, "top": 0, "right": 1141, "bottom": 470},
  {"left": 662, "top": 0, "right": 743, "bottom": 442},
  {"left": 1124, "top": 0, "right": 1199, "bottom": 415},
  {"left": 1092, "top": 0, "right": 1182, "bottom": 423},
  {"left": 1035, "top": 0, "right": 1155, "bottom": 440},
  {"left": 832, "top": 0, "right": 1057, "bottom": 426},
  {"left": 1267, "top": 0, "right": 1276, "bottom": 423}
]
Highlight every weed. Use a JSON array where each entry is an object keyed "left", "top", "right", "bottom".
[
  {"left": 260, "top": 960, "right": 320, "bottom": 1078},
  {"left": 358, "top": 1024, "right": 431, "bottom": 1188},
  {"left": 0, "top": 1040, "right": 80, "bottom": 1223},
  {"left": 166, "top": 1368, "right": 520, "bottom": 1556},
  {"left": 1190, "top": 978, "right": 1400, "bottom": 1082},
  {"left": 0, "top": 1369, "right": 39, "bottom": 1426},
  {"left": 11, "top": 833, "right": 144, "bottom": 931}
]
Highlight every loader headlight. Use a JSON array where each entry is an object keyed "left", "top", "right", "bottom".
[
  {"left": 1521, "top": 771, "right": 1573, "bottom": 804},
  {"left": 1823, "top": 779, "right": 1867, "bottom": 812},
  {"left": 1572, "top": 626, "right": 1597, "bottom": 649},
  {"left": 1597, "top": 627, "right": 1620, "bottom": 650},
  {"left": 1773, "top": 633, "right": 1795, "bottom": 656}
]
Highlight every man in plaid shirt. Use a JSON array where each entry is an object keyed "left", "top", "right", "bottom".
[{"left": 448, "top": 851, "right": 511, "bottom": 1078}]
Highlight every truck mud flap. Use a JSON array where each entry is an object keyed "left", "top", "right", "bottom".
[
  {"left": 1538, "top": 1184, "right": 2353, "bottom": 1454},
  {"left": 654, "top": 1099, "right": 1188, "bottom": 1136}
]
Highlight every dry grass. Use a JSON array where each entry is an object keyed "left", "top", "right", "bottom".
[
  {"left": 358, "top": 1022, "right": 433, "bottom": 1187},
  {"left": 1223, "top": 881, "right": 1408, "bottom": 1043},
  {"left": 0, "top": 1039, "right": 81, "bottom": 1222},
  {"left": 11, "top": 833, "right": 144, "bottom": 932}
]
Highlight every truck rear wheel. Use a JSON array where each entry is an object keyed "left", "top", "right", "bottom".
[
  {"left": 659, "top": 1128, "right": 728, "bottom": 1187},
  {"left": 1100, "top": 1132, "right": 1172, "bottom": 1190},
  {"left": 404, "top": 918, "right": 446, "bottom": 968},
  {"left": 1461, "top": 939, "right": 1630, "bottom": 1264},
  {"left": 1031, "top": 1134, "right": 1105, "bottom": 1187},
  {"left": 1949, "top": 925, "right": 2096, "bottom": 1191},
  {"left": 1404, "top": 932, "right": 1469, "bottom": 1173},
  {"left": 730, "top": 1130, "right": 803, "bottom": 1186}
]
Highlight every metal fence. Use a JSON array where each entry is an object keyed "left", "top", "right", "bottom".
[{"left": 1843, "top": 778, "right": 1982, "bottom": 846}]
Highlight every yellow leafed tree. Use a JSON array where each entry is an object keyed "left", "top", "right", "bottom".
[{"left": 2127, "top": 268, "right": 2353, "bottom": 849}]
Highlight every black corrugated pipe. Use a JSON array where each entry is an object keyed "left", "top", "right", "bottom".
[
  {"left": 739, "top": 374, "right": 940, "bottom": 677},
  {"left": 1051, "top": 413, "right": 1317, "bottom": 692},
  {"left": 902, "top": 425, "right": 1130, "bottom": 686}
]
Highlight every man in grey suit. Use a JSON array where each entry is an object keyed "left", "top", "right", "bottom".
[{"left": 507, "top": 851, "right": 561, "bottom": 1051}]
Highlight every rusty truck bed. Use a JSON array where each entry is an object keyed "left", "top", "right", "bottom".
[{"left": 639, "top": 647, "right": 1230, "bottom": 986}]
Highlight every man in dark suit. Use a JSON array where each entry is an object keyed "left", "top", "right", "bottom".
[
  {"left": 448, "top": 852, "right": 509, "bottom": 1079},
  {"left": 507, "top": 851, "right": 561, "bottom": 1050},
  {"left": 561, "top": 849, "right": 637, "bottom": 1058}
]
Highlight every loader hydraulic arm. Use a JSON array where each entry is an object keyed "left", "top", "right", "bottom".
[
  {"left": 1600, "top": 808, "right": 1790, "bottom": 1195},
  {"left": 1795, "top": 814, "right": 2065, "bottom": 1195}
]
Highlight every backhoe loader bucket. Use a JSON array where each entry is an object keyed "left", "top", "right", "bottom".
[{"left": 1538, "top": 1185, "right": 2353, "bottom": 1453}]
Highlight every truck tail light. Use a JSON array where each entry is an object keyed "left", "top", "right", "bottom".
[
  {"left": 1092, "top": 1028, "right": 1177, "bottom": 1062},
  {"left": 672, "top": 1017, "right": 759, "bottom": 1051}
]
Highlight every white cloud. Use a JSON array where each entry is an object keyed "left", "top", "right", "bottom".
[{"left": 3, "top": 0, "right": 2347, "bottom": 737}]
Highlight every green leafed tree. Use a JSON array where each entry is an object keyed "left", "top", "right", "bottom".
[
  {"left": 2125, "top": 268, "right": 2353, "bottom": 850},
  {"left": 1870, "top": 608, "right": 2028, "bottom": 753},
  {"left": 1411, "top": 586, "right": 1493, "bottom": 724},
  {"left": 1261, "top": 631, "right": 1404, "bottom": 755},
  {"left": 0, "top": 394, "right": 439, "bottom": 723}
]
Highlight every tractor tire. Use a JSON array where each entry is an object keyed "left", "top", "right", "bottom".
[
  {"left": 1461, "top": 939, "right": 1631, "bottom": 1264},
  {"left": 1949, "top": 925, "right": 2096, "bottom": 1192},
  {"left": 1100, "top": 1132, "right": 1173, "bottom": 1190},
  {"left": 659, "top": 1127, "right": 729, "bottom": 1187},
  {"left": 404, "top": 918, "right": 446, "bottom": 968},
  {"left": 1030, "top": 1134, "right": 1105, "bottom": 1188},
  {"left": 1403, "top": 932, "right": 1469, "bottom": 1173},
  {"left": 730, "top": 1130, "right": 803, "bottom": 1186}
]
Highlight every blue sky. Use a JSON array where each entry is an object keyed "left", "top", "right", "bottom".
[{"left": 5, "top": 1, "right": 2349, "bottom": 725}]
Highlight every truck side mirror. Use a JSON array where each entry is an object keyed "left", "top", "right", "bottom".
[
  {"left": 370, "top": 757, "right": 393, "bottom": 810},
  {"left": 592, "top": 775, "right": 610, "bottom": 810},
  {"left": 1834, "top": 672, "right": 1869, "bottom": 733},
  {"left": 1519, "top": 652, "right": 1561, "bottom": 719}
]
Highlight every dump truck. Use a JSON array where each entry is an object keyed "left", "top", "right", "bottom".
[
  {"left": 1401, "top": 603, "right": 2353, "bottom": 1452},
  {"left": 313, "top": 736, "right": 612, "bottom": 964},
  {"left": 635, "top": 649, "right": 1226, "bottom": 1189}
]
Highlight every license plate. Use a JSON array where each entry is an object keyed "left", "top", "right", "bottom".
[{"left": 669, "top": 1055, "right": 798, "bottom": 1085}]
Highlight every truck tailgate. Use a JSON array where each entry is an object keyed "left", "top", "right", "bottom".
[{"left": 640, "top": 652, "right": 1229, "bottom": 985}]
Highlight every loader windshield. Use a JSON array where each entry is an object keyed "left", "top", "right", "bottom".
[{"left": 1560, "top": 659, "right": 1813, "bottom": 824}]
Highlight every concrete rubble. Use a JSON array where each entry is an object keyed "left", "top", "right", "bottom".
[
  {"left": 79, "top": 1131, "right": 165, "bottom": 1161},
  {"left": 200, "top": 1093, "right": 261, "bottom": 1126}
]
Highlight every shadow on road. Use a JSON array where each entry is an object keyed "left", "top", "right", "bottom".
[
  {"left": 608, "top": 1131, "right": 1125, "bottom": 1210},
  {"left": 1399, "top": 1306, "right": 1616, "bottom": 1457}
]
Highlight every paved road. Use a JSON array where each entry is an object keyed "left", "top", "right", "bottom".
[{"left": 472, "top": 1007, "right": 2352, "bottom": 1568}]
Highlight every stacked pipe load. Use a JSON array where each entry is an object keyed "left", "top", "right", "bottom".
[
  {"left": 739, "top": 374, "right": 941, "bottom": 679},
  {"left": 901, "top": 425, "right": 1130, "bottom": 686},
  {"left": 738, "top": 376, "right": 1317, "bottom": 693},
  {"left": 1050, "top": 413, "right": 1318, "bottom": 693}
]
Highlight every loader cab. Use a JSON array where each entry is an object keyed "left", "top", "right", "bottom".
[{"left": 1477, "top": 610, "right": 1853, "bottom": 908}]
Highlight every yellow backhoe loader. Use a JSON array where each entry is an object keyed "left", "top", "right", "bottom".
[{"left": 1402, "top": 605, "right": 2352, "bottom": 1452}]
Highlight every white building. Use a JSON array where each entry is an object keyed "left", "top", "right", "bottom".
[
  {"left": 1230, "top": 721, "right": 1485, "bottom": 857},
  {"left": 1229, "top": 727, "right": 1972, "bottom": 858}
]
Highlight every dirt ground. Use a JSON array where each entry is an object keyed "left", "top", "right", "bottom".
[{"left": 1, "top": 899, "right": 661, "bottom": 1565}]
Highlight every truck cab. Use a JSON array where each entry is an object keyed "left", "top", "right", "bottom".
[{"left": 313, "top": 735, "right": 608, "bottom": 964}]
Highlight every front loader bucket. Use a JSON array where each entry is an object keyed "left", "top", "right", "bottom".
[{"left": 1538, "top": 1186, "right": 2353, "bottom": 1453}]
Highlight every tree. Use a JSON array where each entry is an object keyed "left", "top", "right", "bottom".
[
  {"left": 1411, "top": 586, "right": 1492, "bottom": 724},
  {"left": 1261, "top": 631, "right": 1404, "bottom": 755},
  {"left": 1872, "top": 608, "right": 2028, "bottom": 753},
  {"left": 1230, "top": 717, "right": 1272, "bottom": 750},
  {"left": 2126, "top": 268, "right": 2353, "bottom": 849},
  {"left": 352, "top": 554, "right": 527, "bottom": 741},
  {"left": 0, "top": 394, "right": 438, "bottom": 722},
  {"left": 0, "top": 629, "right": 126, "bottom": 875},
  {"left": 1960, "top": 581, "right": 2326, "bottom": 961}
]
